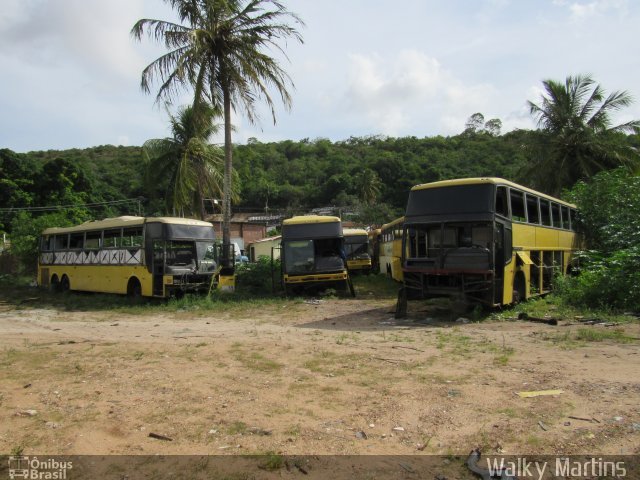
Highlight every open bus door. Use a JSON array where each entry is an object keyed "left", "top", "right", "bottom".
[{"left": 208, "top": 243, "right": 236, "bottom": 293}]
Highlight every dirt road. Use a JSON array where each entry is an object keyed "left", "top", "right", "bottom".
[{"left": 1, "top": 295, "right": 639, "bottom": 457}]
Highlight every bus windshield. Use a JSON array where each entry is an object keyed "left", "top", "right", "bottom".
[
  {"left": 345, "top": 238, "right": 369, "bottom": 259},
  {"left": 284, "top": 239, "right": 345, "bottom": 274},
  {"left": 406, "top": 184, "right": 494, "bottom": 217}
]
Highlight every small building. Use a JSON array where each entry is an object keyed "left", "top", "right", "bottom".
[
  {"left": 247, "top": 235, "right": 281, "bottom": 262},
  {"left": 206, "top": 212, "right": 281, "bottom": 254}
]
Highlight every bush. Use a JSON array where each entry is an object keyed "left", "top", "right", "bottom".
[
  {"left": 557, "top": 247, "right": 640, "bottom": 311},
  {"left": 235, "top": 256, "right": 281, "bottom": 294},
  {"left": 558, "top": 168, "right": 640, "bottom": 311}
]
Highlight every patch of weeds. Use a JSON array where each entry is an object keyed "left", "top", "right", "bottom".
[
  {"left": 257, "top": 452, "right": 285, "bottom": 471},
  {"left": 526, "top": 435, "right": 543, "bottom": 447},
  {"left": 574, "top": 328, "right": 634, "bottom": 343},
  {"left": 227, "top": 421, "right": 248, "bottom": 435},
  {"left": 540, "top": 327, "right": 635, "bottom": 349},
  {"left": 436, "top": 330, "right": 473, "bottom": 356},
  {"left": 133, "top": 351, "right": 144, "bottom": 361},
  {"left": 496, "top": 408, "right": 518, "bottom": 418},
  {"left": 11, "top": 444, "right": 25, "bottom": 456},
  {"left": 493, "top": 348, "right": 515, "bottom": 366},
  {"left": 284, "top": 424, "right": 301, "bottom": 437},
  {"left": 352, "top": 274, "right": 399, "bottom": 299},
  {"left": 195, "top": 342, "right": 207, "bottom": 348}
]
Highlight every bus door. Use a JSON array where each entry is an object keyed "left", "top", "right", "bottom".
[
  {"left": 152, "top": 240, "right": 165, "bottom": 296},
  {"left": 493, "top": 220, "right": 512, "bottom": 304}
]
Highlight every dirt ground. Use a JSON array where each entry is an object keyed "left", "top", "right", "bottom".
[{"left": 1, "top": 291, "right": 639, "bottom": 461}]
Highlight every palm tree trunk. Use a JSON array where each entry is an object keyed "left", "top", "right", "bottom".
[{"left": 222, "top": 85, "right": 233, "bottom": 268}]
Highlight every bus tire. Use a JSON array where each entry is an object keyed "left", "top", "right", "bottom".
[
  {"left": 127, "top": 277, "right": 142, "bottom": 299},
  {"left": 512, "top": 273, "right": 526, "bottom": 304},
  {"left": 50, "top": 274, "right": 60, "bottom": 292},
  {"left": 60, "top": 275, "right": 70, "bottom": 293}
]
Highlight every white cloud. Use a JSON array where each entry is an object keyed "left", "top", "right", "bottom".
[
  {"left": 566, "top": 0, "right": 628, "bottom": 19},
  {"left": 344, "top": 50, "right": 498, "bottom": 136}
]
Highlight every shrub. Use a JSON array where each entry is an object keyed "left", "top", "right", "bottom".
[{"left": 235, "top": 256, "right": 281, "bottom": 294}]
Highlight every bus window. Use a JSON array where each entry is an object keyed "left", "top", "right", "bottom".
[
  {"left": 122, "top": 228, "right": 143, "bottom": 247},
  {"left": 69, "top": 233, "right": 84, "bottom": 249},
  {"left": 85, "top": 231, "right": 101, "bottom": 250},
  {"left": 104, "top": 229, "right": 121, "bottom": 248},
  {"left": 40, "top": 236, "right": 54, "bottom": 251},
  {"left": 560, "top": 206, "right": 569, "bottom": 230},
  {"left": 54, "top": 235, "right": 67, "bottom": 250},
  {"left": 526, "top": 195, "right": 540, "bottom": 224},
  {"left": 495, "top": 186, "right": 508, "bottom": 217},
  {"left": 510, "top": 189, "right": 526, "bottom": 222},
  {"left": 540, "top": 200, "right": 551, "bottom": 226},
  {"left": 551, "top": 203, "right": 561, "bottom": 228}
]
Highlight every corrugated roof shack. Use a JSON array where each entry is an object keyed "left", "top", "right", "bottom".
[
  {"left": 247, "top": 235, "right": 281, "bottom": 262},
  {"left": 206, "top": 213, "right": 281, "bottom": 254}
]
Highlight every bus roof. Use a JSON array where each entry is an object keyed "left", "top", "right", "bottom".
[
  {"left": 282, "top": 215, "right": 341, "bottom": 226},
  {"left": 411, "top": 177, "right": 576, "bottom": 207},
  {"left": 42, "top": 216, "right": 214, "bottom": 235},
  {"left": 343, "top": 228, "right": 368, "bottom": 237}
]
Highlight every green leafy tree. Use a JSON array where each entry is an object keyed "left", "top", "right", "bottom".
[
  {"left": 558, "top": 168, "right": 640, "bottom": 310},
  {"left": 132, "top": 0, "right": 304, "bottom": 266},
  {"left": 142, "top": 104, "right": 231, "bottom": 219},
  {"left": 9, "top": 211, "right": 85, "bottom": 274},
  {"left": 526, "top": 74, "right": 640, "bottom": 195}
]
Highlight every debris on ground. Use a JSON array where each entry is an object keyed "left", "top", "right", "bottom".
[
  {"left": 518, "top": 312, "right": 558, "bottom": 326},
  {"left": 568, "top": 415, "right": 600, "bottom": 423},
  {"left": 247, "top": 427, "right": 272, "bottom": 436},
  {"left": 392, "top": 426, "right": 405, "bottom": 432},
  {"left": 15, "top": 409, "right": 38, "bottom": 417},
  {"left": 516, "top": 389, "right": 563, "bottom": 398},
  {"left": 355, "top": 430, "right": 367, "bottom": 439},
  {"left": 456, "top": 317, "right": 470, "bottom": 324},
  {"left": 148, "top": 432, "right": 173, "bottom": 441}
]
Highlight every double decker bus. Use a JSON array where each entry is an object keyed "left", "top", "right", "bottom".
[
  {"left": 379, "top": 217, "right": 404, "bottom": 281},
  {"left": 38, "top": 216, "right": 218, "bottom": 298},
  {"left": 396, "top": 178, "right": 578, "bottom": 315},
  {"left": 343, "top": 228, "right": 372, "bottom": 274},
  {"left": 281, "top": 216, "right": 354, "bottom": 296}
]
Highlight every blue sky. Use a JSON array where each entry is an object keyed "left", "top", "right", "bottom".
[{"left": 1, "top": 0, "right": 638, "bottom": 152}]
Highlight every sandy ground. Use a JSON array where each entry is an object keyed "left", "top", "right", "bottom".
[{"left": 0, "top": 293, "right": 639, "bottom": 462}]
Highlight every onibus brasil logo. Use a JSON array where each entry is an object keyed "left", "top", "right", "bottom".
[{"left": 8, "top": 456, "right": 72, "bottom": 480}]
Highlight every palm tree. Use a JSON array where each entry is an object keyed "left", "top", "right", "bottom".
[
  {"left": 142, "top": 104, "right": 234, "bottom": 220},
  {"left": 356, "top": 169, "right": 382, "bottom": 206},
  {"left": 526, "top": 74, "right": 640, "bottom": 195},
  {"left": 132, "top": 0, "right": 303, "bottom": 267}
]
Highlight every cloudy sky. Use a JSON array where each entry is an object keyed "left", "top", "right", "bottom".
[{"left": 1, "top": 0, "right": 638, "bottom": 152}]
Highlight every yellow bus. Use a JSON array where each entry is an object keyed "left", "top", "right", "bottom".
[
  {"left": 396, "top": 178, "right": 578, "bottom": 314},
  {"left": 38, "top": 216, "right": 218, "bottom": 298},
  {"left": 281, "top": 216, "right": 354, "bottom": 296},
  {"left": 379, "top": 217, "right": 404, "bottom": 282},
  {"left": 343, "top": 228, "right": 372, "bottom": 274}
]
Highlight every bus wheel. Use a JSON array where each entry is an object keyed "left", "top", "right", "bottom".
[
  {"left": 512, "top": 273, "right": 526, "bottom": 304},
  {"left": 60, "top": 275, "right": 70, "bottom": 293},
  {"left": 127, "top": 278, "right": 142, "bottom": 299},
  {"left": 50, "top": 275, "right": 60, "bottom": 292}
]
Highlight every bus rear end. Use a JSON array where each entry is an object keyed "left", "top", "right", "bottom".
[{"left": 400, "top": 181, "right": 504, "bottom": 307}]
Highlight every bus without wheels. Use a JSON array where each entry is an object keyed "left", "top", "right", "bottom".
[
  {"left": 396, "top": 178, "right": 578, "bottom": 316},
  {"left": 281, "top": 216, "right": 354, "bottom": 296},
  {"left": 379, "top": 217, "right": 404, "bottom": 281},
  {"left": 343, "top": 228, "right": 372, "bottom": 274},
  {"left": 38, "top": 216, "right": 220, "bottom": 298}
]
